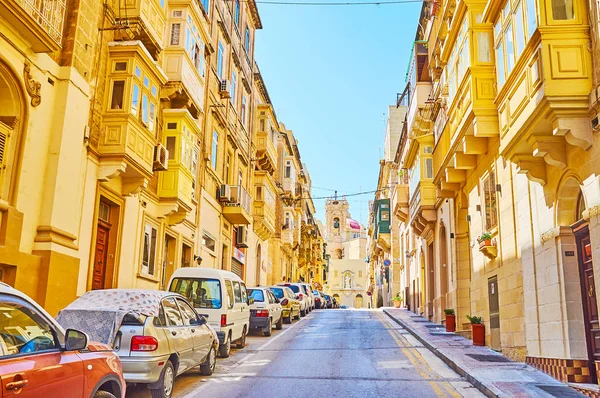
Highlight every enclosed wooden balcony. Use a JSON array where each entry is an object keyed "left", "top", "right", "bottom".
[
  {"left": 393, "top": 169, "right": 410, "bottom": 223},
  {"left": 486, "top": 0, "right": 593, "bottom": 187},
  {"left": 255, "top": 132, "right": 277, "bottom": 173},
  {"left": 253, "top": 172, "right": 277, "bottom": 240},
  {"left": 409, "top": 181, "right": 437, "bottom": 237},
  {"left": 157, "top": 109, "right": 199, "bottom": 224},
  {"left": 0, "top": 0, "right": 66, "bottom": 52},
  {"left": 222, "top": 185, "right": 252, "bottom": 225},
  {"left": 98, "top": 41, "right": 168, "bottom": 195}
]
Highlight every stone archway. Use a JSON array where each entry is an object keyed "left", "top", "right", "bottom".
[
  {"left": 355, "top": 294, "right": 363, "bottom": 308},
  {"left": 0, "top": 59, "right": 28, "bottom": 205}
]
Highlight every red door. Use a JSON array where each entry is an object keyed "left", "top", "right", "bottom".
[
  {"left": 576, "top": 225, "right": 600, "bottom": 383},
  {"left": 93, "top": 224, "right": 110, "bottom": 290}
]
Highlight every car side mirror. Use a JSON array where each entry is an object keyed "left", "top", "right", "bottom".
[
  {"left": 248, "top": 297, "right": 255, "bottom": 305},
  {"left": 65, "top": 329, "right": 88, "bottom": 351},
  {"left": 275, "top": 298, "right": 280, "bottom": 304}
]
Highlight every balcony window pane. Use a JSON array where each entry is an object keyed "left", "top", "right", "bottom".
[
  {"left": 477, "top": 32, "right": 491, "bottom": 62},
  {"left": 425, "top": 158, "right": 433, "bottom": 178},
  {"left": 526, "top": 0, "right": 537, "bottom": 37},
  {"left": 495, "top": 44, "right": 505, "bottom": 86},
  {"left": 171, "top": 23, "right": 180, "bottom": 45},
  {"left": 166, "top": 136, "right": 176, "bottom": 160},
  {"left": 110, "top": 81, "right": 125, "bottom": 110},
  {"left": 142, "top": 94, "right": 149, "bottom": 124},
  {"left": 149, "top": 102, "right": 155, "bottom": 131},
  {"left": 131, "top": 84, "right": 140, "bottom": 116},
  {"left": 552, "top": 0, "right": 574, "bottom": 19},
  {"left": 211, "top": 131, "right": 218, "bottom": 170},
  {"left": 505, "top": 23, "right": 515, "bottom": 75},
  {"left": 483, "top": 172, "right": 498, "bottom": 230},
  {"left": 115, "top": 62, "right": 127, "bottom": 71},
  {"left": 217, "top": 42, "right": 224, "bottom": 79},
  {"left": 514, "top": 3, "right": 525, "bottom": 58},
  {"left": 143, "top": 76, "right": 149, "bottom": 88},
  {"left": 135, "top": 66, "right": 141, "bottom": 78}
]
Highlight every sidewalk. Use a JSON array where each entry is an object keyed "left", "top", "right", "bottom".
[{"left": 383, "top": 308, "right": 586, "bottom": 398}]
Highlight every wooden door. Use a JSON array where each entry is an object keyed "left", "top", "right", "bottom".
[
  {"left": 93, "top": 224, "right": 109, "bottom": 290},
  {"left": 576, "top": 225, "right": 600, "bottom": 382}
]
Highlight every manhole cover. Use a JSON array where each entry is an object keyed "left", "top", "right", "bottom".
[
  {"left": 466, "top": 354, "right": 512, "bottom": 363},
  {"left": 535, "top": 385, "right": 584, "bottom": 397}
]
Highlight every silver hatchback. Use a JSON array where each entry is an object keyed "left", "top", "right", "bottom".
[{"left": 57, "top": 289, "right": 219, "bottom": 398}]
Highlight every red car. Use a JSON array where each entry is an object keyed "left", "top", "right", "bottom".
[{"left": 0, "top": 283, "right": 126, "bottom": 398}]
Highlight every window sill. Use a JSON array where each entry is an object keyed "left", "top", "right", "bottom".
[{"left": 137, "top": 272, "right": 161, "bottom": 283}]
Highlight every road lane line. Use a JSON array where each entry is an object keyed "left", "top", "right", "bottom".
[{"left": 256, "top": 316, "right": 305, "bottom": 351}]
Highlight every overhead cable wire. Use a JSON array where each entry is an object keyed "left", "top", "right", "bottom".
[{"left": 228, "top": 0, "right": 423, "bottom": 5}]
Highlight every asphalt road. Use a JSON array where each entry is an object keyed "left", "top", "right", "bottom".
[{"left": 128, "top": 309, "right": 483, "bottom": 398}]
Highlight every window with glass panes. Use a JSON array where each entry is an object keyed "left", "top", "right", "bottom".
[
  {"left": 447, "top": 17, "right": 470, "bottom": 106},
  {"left": 230, "top": 70, "right": 237, "bottom": 105},
  {"left": 494, "top": 0, "right": 538, "bottom": 88},
  {"left": 211, "top": 130, "right": 219, "bottom": 170},
  {"left": 185, "top": 17, "right": 205, "bottom": 77},
  {"left": 482, "top": 171, "right": 498, "bottom": 230}
]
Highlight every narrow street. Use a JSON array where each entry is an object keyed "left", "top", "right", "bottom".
[{"left": 129, "top": 310, "right": 482, "bottom": 398}]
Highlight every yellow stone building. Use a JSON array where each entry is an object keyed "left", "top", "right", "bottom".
[
  {"left": 0, "top": 0, "right": 323, "bottom": 317},
  {"left": 371, "top": 0, "right": 600, "bottom": 387}
]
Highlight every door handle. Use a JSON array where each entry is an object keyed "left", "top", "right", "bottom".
[
  {"left": 191, "top": 329, "right": 196, "bottom": 333},
  {"left": 6, "top": 379, "right": 28, "bottom": 390},
  {"left": 172, "top": 331, "right": 177, "bottom": 336}
]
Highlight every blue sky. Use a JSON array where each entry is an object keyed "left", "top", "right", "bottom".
[{"left": 254, "top": 1, "right": 422, "bottom": 225}]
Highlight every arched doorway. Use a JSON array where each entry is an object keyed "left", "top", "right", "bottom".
[
  {"left": 554, "top": 176, "right": 598, "bottom": 382},
  {"left": 256, "top": 244, "right": 262, "bottom": 286},
  {"left": 439, "top": 224, "right": 448, "bottom": 308},
  {"left": 355, "top": 294, "right": 363, "bottom": 308},
  {"left": 0, "top": 60, "right": 26, "bottom": 204}
]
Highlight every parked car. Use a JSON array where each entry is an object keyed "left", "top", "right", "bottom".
[
  {"left": 277, "top": 283, "right": 309, "bottom": 316},
  {"left": 312, "top": 290, "right": 326, "bottom": 309},
  {"left": 57, "top": 289, "right": 218, "bottom": 398},
  {"left": 269, "top": 286, "right": 301, "bottom": 323},
  {"left": 247, "top": 288, "right": 283, "bottom": 336},
  {"left": 301, "top": 283, "right": 316, "bottom": 311},
  {"left": 0, "top": 283, "right": 126, "bottom": 398},
  {"left": 168, "top": 268, "right": 250, "bottom": 358},
  {"left": 323, "top": 294, "right": 333, "bottom": 309}
]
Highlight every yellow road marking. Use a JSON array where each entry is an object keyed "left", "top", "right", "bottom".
[{"left": 378, "top": 313, "right": 462, "bottom": 398}]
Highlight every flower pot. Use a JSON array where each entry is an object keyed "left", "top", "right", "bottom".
[
  {"left": 478, "top": 239, "right": 491, "bottom": 249},
  {"left": 445, "top": 314, "right": 456, "bottom": 332},
  {"left": 392, "top": 300, "right": 401, "bottom": 308},
  {"left": 471, "top": 323, "right": 485, "bottom": 346}
]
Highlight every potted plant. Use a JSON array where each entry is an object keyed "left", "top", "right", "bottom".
[
  {"left": 392, "top": 292, "right": 403, "bottom": 308},
  {"left": 466, "top": 315, "right": 485, "bottom": 346},
  {"left": 444, "top": 309, "right": 456, "bottom": 332},
  {"left": 477, "top": 232, "right": 492, "bottom": 248}
]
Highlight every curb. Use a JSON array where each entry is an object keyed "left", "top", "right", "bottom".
[{"left": 383, "top": 309, "right": 501, "bottom": 398}]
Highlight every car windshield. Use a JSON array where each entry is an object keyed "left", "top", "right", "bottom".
[
  {"left": 248, "top": 289, "right": 264, "bottom": 302},
  {"left": 287, "top": 285, "right": 300, "bottom": 293},
  {"left": 169, "top": 278, "right": 222, "bottom": 309},
  {"left": 270, "top": 288, "right": 285, "bottom": 299}
]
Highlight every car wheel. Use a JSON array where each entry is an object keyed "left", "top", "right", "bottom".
[
  {"left": 219, "top": 333, "right": 231, "bottom": 358},
  {"left": 276, "top": 315, "right": 283, "bottom": 330},
  {"left": 200, "top": 345, "right": 217, "bottom": 376},
  {"left": 294, "top": 311, "right": 301, "bottom": 320},
  {"left": 236, "top": 326, "right": 247, "bottom": 348},
  {"left": 94, "top": 391, "right": 117, "bottom": 398},
  {"left": 300, "top": 309, "right": 306, "bottom": 317},
  {"left": 151, "top": 360, "right": 175, "bottom": 398},
  {"left": 284, "top": 314, "right": 291, "bottom": 324},
  {"left": 264, "top": 319, "right": 272, "bottom": 336}
]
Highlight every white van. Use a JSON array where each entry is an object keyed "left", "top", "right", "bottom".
[{"left": 168, "top": 268, "right": 250, "bottom": 358}]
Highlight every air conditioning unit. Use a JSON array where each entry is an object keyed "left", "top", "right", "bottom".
[
  {"left": 219, "top": 80, "right": 231, "bottom": 99},
  {"left": 237, "top": 226, "right": 248, "bottom": 248},
  {"left": 153, "top": 143, "right": 168, "bottom": 171},
  {"left": 219, "top": 184, "right": 232, "bottom": 202}
]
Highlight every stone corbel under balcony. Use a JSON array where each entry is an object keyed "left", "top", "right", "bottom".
[
  {"left": 157, "top": 201, "right": 190, "bottom": 226},
  {"left": 462, "top": 135, "right": 489, "bottom": 155},
  {"left": 411, "top": 208, "right": 437, "bottom": 237},
  {"left": 513, "top": 155, "right": 547, "bottom": 186},
  {"left": 122, "top": 177, "right": 149, "bottom": 196},
  {"left": 552, "top": 116, "right": 593, "bottom": 151},
  {"left": 527, "top": 135, "right": 567, "bottom": 170},
  {"left": 97, "top": 161, "right": 127, "bottom": 182},
  {"left": 162, "top": 82, "right": 201, "bottom": 119},
  {"left": 452, "top": 153, "right": 477, "bottom": 170}
]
